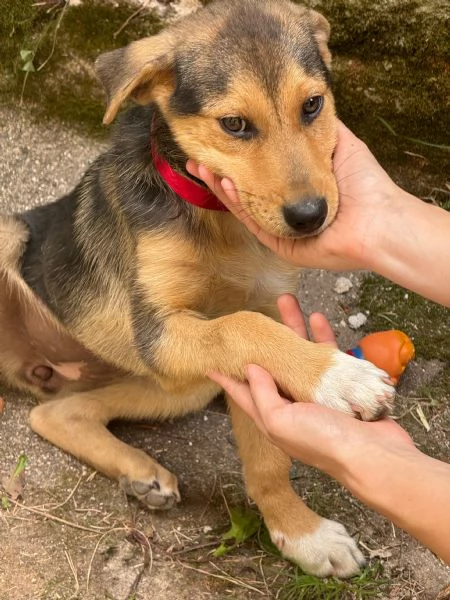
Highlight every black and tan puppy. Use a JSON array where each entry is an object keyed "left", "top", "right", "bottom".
[{"left": 0, "top": 0, "right": 395, "bottom": 578}]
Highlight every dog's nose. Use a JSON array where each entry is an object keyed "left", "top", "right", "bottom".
[{"left": 283, "top": 196, "right": 328, "bottom": 234}]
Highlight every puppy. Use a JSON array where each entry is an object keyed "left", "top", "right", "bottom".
[{"left": 0, "top": 0, "right": 394, "bottom": 577}]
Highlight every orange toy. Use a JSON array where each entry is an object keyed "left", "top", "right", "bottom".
[{"left": 347, "top": 330, "right": 415, "bottom": 384}]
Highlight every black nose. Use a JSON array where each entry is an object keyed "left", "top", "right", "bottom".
[{"left": 283, "top": 196, "right": 328, "bottom": 234}]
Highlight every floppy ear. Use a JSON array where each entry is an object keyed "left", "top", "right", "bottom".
[
  {"left": 95, "top": 31, "right": 175, "bottom": 125},
  {"left": 309, "top": 9, "right": 332, "bottom": 69}
]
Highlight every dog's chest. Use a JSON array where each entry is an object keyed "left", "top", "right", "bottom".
[
  {"left": 215, "top": 248, "right": 300, "bottom": 313},
  {"left": 136, "top": 231, "right": 299, "bottom": 318}
]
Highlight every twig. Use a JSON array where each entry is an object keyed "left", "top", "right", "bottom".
[
  {"left": 257, "top": 556, "right": 271, "bottom": 597},
  {"left": 43, "top": 474, "right": 84, "bottom": 511},
  {"left": 170, "top": 540, "right": 218, "bottom": 556},
  {"left": 123, "top": 530, "right": 153, "bottom": 600},
  {"left": 178, "top": 561, "right": 265, "bottom": 595},
  {"left": 37, "top": 0, "right": 69, "bottom": 71},
  {"left": 113, "top": 1, "right": 149, "bottom": 39},
  {"left": 199, "top": 473, "right": 218, "bottom": 520},
  {"left": 8, "top": 498, "right": 111, "bottom": 533},
  {"left": 218, "top": 476, "right": 232, "bottom": 519},
  {"left": 64, "top": 549, "right": 80, "bottom": 600},
  {"left": 86, "top": 527, "right": 127, "bottom": 592}
]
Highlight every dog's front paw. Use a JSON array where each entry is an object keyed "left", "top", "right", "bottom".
[
  {"left": 314, "top": 351, "right": 395, "bottom": 421},
  {"left": 271, "top": 518, "right": 365, "bottom": 578},
  {"left": 119, "top": 465, "right": 180, "bottom": 510}
]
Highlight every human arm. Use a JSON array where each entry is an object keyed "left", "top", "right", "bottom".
[
  {"left": 209, "top": 295, "right": 450, "bottom": 563},
  {"left": 187, "top": 121, "right": 450, "bottom": 306}
]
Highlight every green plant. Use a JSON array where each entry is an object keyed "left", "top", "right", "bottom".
[
  {"left": 280, "top": 564, "right": 389, "bottom": 600},
  {"left": 213, "top": 506, "right": 261, "bottom": 557}
]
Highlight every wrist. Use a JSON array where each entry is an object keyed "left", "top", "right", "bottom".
[
  {"left": 344, "top": 182, "right": 405, "bottom": 272},
  {"left": 337, "top": 439, "right": 422, "bottom": 511}
]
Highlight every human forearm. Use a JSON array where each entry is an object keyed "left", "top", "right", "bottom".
[
  {"left": 360, "top": 189, "right": 450, "bottom": 306},
  {"left": 339, "top": 444, "right": 450, "bottom": 563}
]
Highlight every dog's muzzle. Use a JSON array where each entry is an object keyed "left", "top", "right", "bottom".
[{"left": 283, "top": 196, "right": 328, "bottom": 234}]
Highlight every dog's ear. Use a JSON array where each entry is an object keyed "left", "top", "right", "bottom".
[
  {"left": 309, "top": 10, "right": 332, "bottom": 69},
  {"left": 96, "top": 32, "right": 175, "bottom": 125}
]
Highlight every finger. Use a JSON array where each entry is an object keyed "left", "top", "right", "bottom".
[
  {"left": 277, "top": 294, "right": 309, "bottom": 339},
  {"left": 245, "top": 364, "right": 291, "bottom": 423},
  {"left": 186, "top": 159, "right": 200, "bottom": 179},
  {"left": 197, "top": 165, "right": 226, "bottom": 200},
  {"left": 336, "top": 119, "right": 362, "bottom": 147},
  {"left": 207, "top": 370, "right": 268, "bottom": 433},
  {"left": 309, "top": 312, "right": 338, "bottom": 347},
  {"left": 186, "top": 164, "right": 279, "bottom": 243}
]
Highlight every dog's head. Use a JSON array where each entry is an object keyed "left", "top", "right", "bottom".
[{"left": 96, "top": 0, "right": 338, "bottom": 238}]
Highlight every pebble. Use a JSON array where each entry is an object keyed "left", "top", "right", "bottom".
[
  {"left": 348, "top": 312, "right": 367, "bottom": 329},
  {"left": 334, "top": 276, "right": 353, "bottom": 294}
]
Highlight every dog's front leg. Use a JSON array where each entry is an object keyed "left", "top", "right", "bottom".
[
  {"left": 227, "top": 398, "right": 365, "bottom": 578},
  {"left": 153, "top": 311, "right": 394, "bottom": 421}
]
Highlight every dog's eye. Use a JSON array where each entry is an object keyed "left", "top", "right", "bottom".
[
  {"left": 302, "top": 96, "right": 324, "bottom": 122},
  {"left": 220, "top": 116, "right": 248, "bottom": 137}
]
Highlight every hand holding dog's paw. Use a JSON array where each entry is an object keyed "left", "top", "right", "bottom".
[
  {"left": 314, "top": 350, "right": 395, "bottom": 421},
  {"left": 271, "top": 518, "right": 366, "bottom": 578}
]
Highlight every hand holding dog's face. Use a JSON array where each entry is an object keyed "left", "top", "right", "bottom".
[{"left": 96, "top": 0, "right": 339, "bottom": 240}]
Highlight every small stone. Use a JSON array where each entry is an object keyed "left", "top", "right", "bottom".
[
  {"left": 334, "top": 277, "right": 353, "bottom": 294},
  {"left": 348, "top": 313, "right": 368, "bottom": 329}
]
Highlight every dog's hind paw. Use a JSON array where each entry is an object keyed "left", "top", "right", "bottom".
[
  {"left": 119, "top": 469, "right": 180, "bottom": 510},
  {"left": 271, "top": 518, "right": 366, "bottom": 578},
  {"left": 314, "top": 351, "right": 396, "bottom": 421}
]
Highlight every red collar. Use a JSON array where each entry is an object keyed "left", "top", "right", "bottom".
[{"left": 151, "top": 140, "right": 228, "bottom": 212}]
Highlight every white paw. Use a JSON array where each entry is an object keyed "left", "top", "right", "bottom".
[
  {"left": 314, "top": 351, "right": 395, "bottom": 421},
  {"left": 271, "top": 518, "right": 366, "bottom": 578}
]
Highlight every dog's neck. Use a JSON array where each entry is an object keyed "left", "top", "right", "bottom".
[{"left": 151, "top": 112, "right": 228, "bottom": 212}]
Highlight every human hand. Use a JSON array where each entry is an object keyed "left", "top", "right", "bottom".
[
  {"left": 209, "top": 294, "right": 415, "bottom": 480},
  {"left": 187, "top": 121, "right": 401, "bottom": 272}
]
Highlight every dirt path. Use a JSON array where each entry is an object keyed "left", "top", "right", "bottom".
[{"left": 0, "top": 106, "right": 449, "bottom": 600}]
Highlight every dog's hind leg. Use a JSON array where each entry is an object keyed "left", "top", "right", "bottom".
[
  {"left": 227, "top": 398, "right": 366, "bottom": 579},
  {"left": 29, "top": 378, "right": 216, "bottom": 510}
]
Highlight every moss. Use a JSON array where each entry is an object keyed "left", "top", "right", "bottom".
[
  {"left": 303, "top": 0, "right": 449, "bottom": 60},
  {"left": 0, "top": 0, "right": 163, "bottom": 137}
]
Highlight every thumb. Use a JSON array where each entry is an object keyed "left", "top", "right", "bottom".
[{"left": 245, "top": 364, "right": 291, "bottom": 424}]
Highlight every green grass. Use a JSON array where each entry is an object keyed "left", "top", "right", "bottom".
[{"left": 280, "top": 564, "right": 389, "bottom": 600}]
